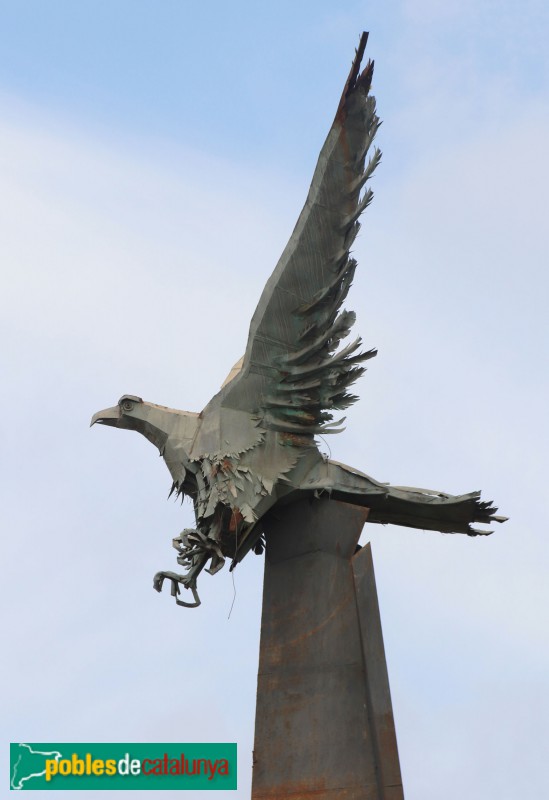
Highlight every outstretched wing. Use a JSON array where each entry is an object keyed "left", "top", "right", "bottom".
[{"left": 221, "top": 32, "right": 381, "bottom": 435}]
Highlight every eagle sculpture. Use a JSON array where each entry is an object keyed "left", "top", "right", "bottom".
[{"left": 92, "top": 33, "right": 505, "bottom": 607}]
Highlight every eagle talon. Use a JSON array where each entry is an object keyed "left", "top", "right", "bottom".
[
  {"left": 153, "top": 570, "right": 201, "bottom": 608},
  {"left": 152, "top": 529, "right": 226, "bottom": 609}
]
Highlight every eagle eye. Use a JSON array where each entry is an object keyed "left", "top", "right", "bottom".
[{"left": 118, "top": 394, "right": 142, "bottom": 413}]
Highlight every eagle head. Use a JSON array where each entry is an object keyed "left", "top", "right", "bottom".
[
  {"left": 91, "top": 394, "right": 146, "bottom": 431},
  {"left": 91, "top": 394, "right": 200, "bottom": 480}
]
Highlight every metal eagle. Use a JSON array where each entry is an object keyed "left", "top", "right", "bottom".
[{"left": 92, "top": 33, "right": 506, "bottom": 607}]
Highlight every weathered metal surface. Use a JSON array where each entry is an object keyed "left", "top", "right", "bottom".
[
  {"left": 353, "top": 544, "right": 403, "bottom": 800},
  {"left": 91, "top": 32, "right": 505, "bottom": 608},
  {"left": 252, "top": 497, "right": 404, "bottom": 800}
]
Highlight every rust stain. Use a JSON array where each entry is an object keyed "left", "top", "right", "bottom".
[
  {"left": 253, "top": 784, "right": 380, "bottom": 800},
  {"left": 229, "top": 508, "right": 244, "bottom": 532},
  {"left": 263, "top": 592, "right": 354, "bottom": 654},
  {"left": 279, "top": 431, "right": 312, "bottom": 448}
]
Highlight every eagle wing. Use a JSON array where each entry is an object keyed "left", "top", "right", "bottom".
[{"left": 221, "top": 32, "right": 381, "bottom": 435}]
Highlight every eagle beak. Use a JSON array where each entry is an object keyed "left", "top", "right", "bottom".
[{"left": 90, "top": 406, "right": 120, "bottom": 427}]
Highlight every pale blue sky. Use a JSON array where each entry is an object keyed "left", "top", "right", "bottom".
[
  {"left": 2, "top": 3, "right": 548, "bottom": 799},
  {"left": 1, "top": 1, "right": 546, "bottom": 169}
]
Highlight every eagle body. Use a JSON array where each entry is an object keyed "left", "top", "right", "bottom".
[{"left": 92, "top": 34, "right": 505, "bottom": 606}]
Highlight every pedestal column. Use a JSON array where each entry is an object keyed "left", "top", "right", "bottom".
[{"left": 251, "top": 498, "right": 403, "bottom": 800}]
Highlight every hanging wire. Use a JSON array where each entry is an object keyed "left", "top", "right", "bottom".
[
  {"left": 318, "top": 434, "right": 332, "bottom": 461},
  {"left": 227, "top": 510, "right": 238, "bottom": 619}
]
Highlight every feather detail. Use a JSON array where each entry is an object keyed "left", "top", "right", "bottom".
[{"left": 222, "top": 32, "right": 381, "bottom": 436}]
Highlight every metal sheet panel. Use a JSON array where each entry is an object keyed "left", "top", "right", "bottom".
[{"left": 353, "top": 544, "right": 404, "bottom": 800}]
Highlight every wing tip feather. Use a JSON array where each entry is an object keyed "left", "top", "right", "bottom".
[{"left": 336, "top": 32, "right": 374, "bottom": 121}]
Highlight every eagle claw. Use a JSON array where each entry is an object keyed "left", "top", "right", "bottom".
[
  {"left": 152, "top": 528, "right": 227, "bottom": 609},
  {"left": 153, "top": 570, "right": 201, "bottom": 608}
]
